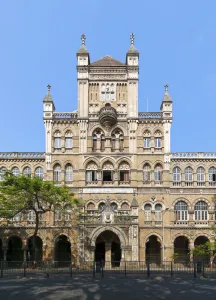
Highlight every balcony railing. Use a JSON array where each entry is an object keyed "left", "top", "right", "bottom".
[
  {"left": 138, "top": 112, "right": 162, "bottom": 119},
  {"left": 53, "top": 112, "right": 78, "bottom": 119},
  {"left": 0, "top": 152, "right": 45, "bottom": 159},
  {"left": 171, "top": 152, "right": 216, "bottom": 159}
]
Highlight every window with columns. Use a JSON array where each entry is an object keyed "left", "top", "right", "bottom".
[
  {"left": 143, "top": 130, "right": 151, "bottom": 149},
  {"left": 0, "top": 167, "right": 6, "bottom": 181},
  {"left": 35, "top": 167, "right": 43, "bottom": 178},
  {"left": 173, "top": 167, "right": 181, "bottom": 182},
  {"left": 53, "top": 164, "right": 61, "bottom": 182},
  {"left": 155, "top": 204, "right": 162, "bottom": 221},
  {"left": 101, "top": 83, "right": 115, "bottom": 101},
  {"left": 65, "top": 130, "right": 73, "bottom": 149},
  {"left": 118, "top": 162, "right": 130, "bottom": 182},
  {"left": 102, "top": 162, "right": 114, "bottom": 182},
  {"left": 86, "top": 162, "right": 98, "bottom": 182},
  {"left": 185, "top": 167, "right": 193, "bottom": 184},
  {"left": 154, "top": 164, "right": 162, "bottom": 182},
  {"left": 209, "top": 167, "right": 216, "bottom": 185},
  {"left": 23, "top": 167, "right": 31, "bottom": 177}
]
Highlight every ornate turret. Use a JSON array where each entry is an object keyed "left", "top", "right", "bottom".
[{"left": 76, "top": 34, "right": 90, "bottom": 65}]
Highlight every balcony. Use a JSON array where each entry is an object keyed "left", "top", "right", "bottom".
[
  {"left": 86, "top": 180, "right": 98, "bottom": 186},
  {"left": 173, "top": 182, "right": 181, "bottom": 186},
  {"left": 118, "top": 180, "right": 130, "bottom": 185}
]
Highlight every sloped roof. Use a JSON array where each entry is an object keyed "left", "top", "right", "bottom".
[
  {"left": 90, "top": 55, "right": 125, "bottom": 67},
  {"left": 131, "top": 197, "right": 138, "bottom": 207},
  {"left": 127, "top": 44, "right": 139, "bottom": 54},
  {"left": 77, "top": 44, "right": 89, "bottom": 54}
]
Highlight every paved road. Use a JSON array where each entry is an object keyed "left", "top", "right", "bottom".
[{"left": 0, "top": 275, "right": 216, "bottom": 300}]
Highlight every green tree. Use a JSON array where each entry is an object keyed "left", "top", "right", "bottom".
[{"left": 0, "top": 171, "right": 80, "bottom": 262}]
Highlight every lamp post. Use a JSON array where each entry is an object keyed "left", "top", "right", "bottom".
[{"left": 162, "top": 208, "right": 169, "bottom": 262}]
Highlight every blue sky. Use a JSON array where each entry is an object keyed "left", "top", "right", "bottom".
[{"left": 0, "top": 0, "right": 216, "bottom": 152}]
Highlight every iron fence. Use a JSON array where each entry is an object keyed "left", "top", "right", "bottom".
[{"left": 1, "top": 260, "right": 216, "bottom": 278}]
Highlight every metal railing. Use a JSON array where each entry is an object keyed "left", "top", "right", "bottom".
[{"left": 1, "top": 260, "right": 216, "bottom": 278}]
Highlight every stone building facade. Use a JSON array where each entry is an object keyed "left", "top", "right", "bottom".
[{"left": 0, "top": 34, "right": 216, "bottom": 264}]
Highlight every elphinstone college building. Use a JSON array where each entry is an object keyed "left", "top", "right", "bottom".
[{"left": 0, "top": 34, "right": 216, "bottom": 265}]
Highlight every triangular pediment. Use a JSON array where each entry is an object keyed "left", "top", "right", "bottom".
[{"left": 90, "top": 55, "right": 125, "bottom": 67}]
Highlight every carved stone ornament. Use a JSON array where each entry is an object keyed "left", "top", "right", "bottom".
[
  {"left": 99, "top": 103, "right": 117, "bottom": 129},
  {"left": 101, "top": 196, "right": 115, "bottom": 224}
]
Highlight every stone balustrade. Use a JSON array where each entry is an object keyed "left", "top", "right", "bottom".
[{"left": 0, "top": 152, "right": 45, "bottom": 159}]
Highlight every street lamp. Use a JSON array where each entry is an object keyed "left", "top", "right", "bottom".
[{"left": 162, "top": 208, "right": 169, "bottom": 262}]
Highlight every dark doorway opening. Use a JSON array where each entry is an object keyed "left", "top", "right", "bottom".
[
  {"left": 27, "top": 236, "right": 43, "bottom": 262},
  {"left": 7, "top": 236, "right": 24, "bottom": 263},
  {"left": 146, "top": 235, "right": 161, "bottom": 264},
  {"left": 54, "top": 235, "right": 71, "bottom": 265}
]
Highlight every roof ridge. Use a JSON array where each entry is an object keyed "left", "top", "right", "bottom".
[{"left": 90, "top": 55, "right": 125, "bottom": 67}]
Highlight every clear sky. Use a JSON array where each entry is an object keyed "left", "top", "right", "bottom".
[{"left": 0, "top": 0, "right": 216, "bottom": 152}]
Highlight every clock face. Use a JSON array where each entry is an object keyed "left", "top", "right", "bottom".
[{"left": 100, "top": 83, "right": 115, "bottom": 101}]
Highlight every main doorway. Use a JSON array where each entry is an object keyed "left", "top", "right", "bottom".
[{"left": 95, "top": 230, "right": 121, "bottom": 267}]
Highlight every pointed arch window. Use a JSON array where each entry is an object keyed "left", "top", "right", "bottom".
[
  {"left": 35, "top": 167, "right": 43, "bottom": 178},
  {"left": 53, "top": 164, "right": 61, "bottom": 182},
  {"left": 173, "top": 167, "right": 181, "bottom": 182},
  {"left": 86, "top": 162, "right": 98, "bottom": 182},
  {"left": 111, "top": 129, "right": 124, "bottom": 152},
  {"left": 143, "top": 164, "right": 151, "bottom": 182},
  {"left": 154, "top": 164, "right": 162, "bottom": 182},
  {"left": 0, "top": 167, "right": 6, "bottom": 181},
  {"left": 54, "top": 130, "right": 62, "bottom": 149},
  {"left": 118, "top": 162, "right": 130, "bottom": 182},
  {"left": 23, "top": 167, "right": 31, "bottom": 177},
  {"left": 102, "top": 162, "right": 114, "bottom": 182},
  {"left": 174, "top": 201, "right": 188, "bottom": 221},
  {"left": 65, "top": 164, "right": 73, "bottom": 182},
  {"left": 12, "top": 167, "right": 19, "bottom": 177}
]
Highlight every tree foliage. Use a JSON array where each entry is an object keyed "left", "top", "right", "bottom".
[{"left": 0, "top": 171, "right": 80, "bottom": 237}]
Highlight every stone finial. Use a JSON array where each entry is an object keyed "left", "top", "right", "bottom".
[
  {"left": 47, "top": 84, "right": 51, "bottom": 93},
  {"left": 130, "top": 33, "right": 135, "bottom": 45},
  {"left": 81, "top": 34, "right": 86, "bottom": 45},
  {"left": 164, "top": 84, "right": 169, "bottom": 93}
]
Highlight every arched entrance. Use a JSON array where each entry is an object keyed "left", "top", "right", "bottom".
[
  {"left": 146, "top": 235, "right": 161, "bottom": 264},
  {"left": 54, "top": 235, "right": 71, "bottom": 264},
  {"left": 95, "top": 230, "right": 121, "bottom": 267},
  {"left": 7, "top": 236, "right": 24, "bottom": 262},
  {"left": 27, "top": 236, "right": 43, "bottom": 262},
  {"left": 174, "top": 236, "right": 190, "bottom": 263},
  {"left": 194, "top": 236, "right": 210, "bottom": 262}
]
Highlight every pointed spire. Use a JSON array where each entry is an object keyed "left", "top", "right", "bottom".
[
  {"left": 77, "top": 33, "right": 88, "bottom": 54},
  {"left": 43, "top": 84, "right": 54, "bottom": 103},
  {"left": 162, "top": 84, "right": 172, "bottom": 102},
  {"left": 127, "top": 33, "right": 139, "bottom": 54}
]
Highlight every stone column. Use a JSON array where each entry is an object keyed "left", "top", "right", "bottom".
[
  {"left": 90, "top": 246, "right": 95, "bottom": 262},
  {"left": 2, "top": 247, "right": 8, "bottom": 261},
  {"left": 105, "top": 242, "right": 112, "bottom": 268}
]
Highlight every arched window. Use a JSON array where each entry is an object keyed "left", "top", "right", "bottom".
[
  {"left": 54, "top": 205, "right": 62, "bottom": 222},
  {"left": 119, "top": 162, "right": 130, "bottom": 183},
  {"left": 87, "top": 202, "right": 95, "bottom": 210},
  {"left": 23, "top": 167, "right": 31, "bottom": 177},
  {"left": 98, "top": 202, "right": 105, "bottom": 212},
  {"left": 173, "top": 167, "right": 181, "bottom": 182},
  {"left": 111, "top": 128, "right": 124, "bottom": 152},
  {"left": 209, "top": 167, "right": 216, "bottom": 185},
  {"left": 0, "top": 167, "right": 6, "bottom": 181},
  {"left": 144, "top": 204, "right": 152, "bottom": 221},
  {"left": 185, "top": 167, "right": 193, "bottom": 185},
  {"left": 35, "top": 167, "right": 43, "bottom": 178},
  {"left": 12, "top": 167, "right": 19, "bottom": 177},
  {"left": 53, "top": 164, "right": 61, "bottom": 182},
  {"left": 111, "top": 202, "right": 118, "bottom": 211},
  {"left": 154, "top": 164, "right": 162, "bottom": 182},
  {"left": 143, "top": 164, "right": 151, "bottom": 182},
  {"left": 101, "top": 134, "right": 105, "bottom": 151},
  {"left": 65, "top": 131, "right": 73, "bottom": 149},
  {"left": 155, "top": 204, "right": 162, "bottom": 221},
  {"left": 143, "top": 130, "right": 151, "bottom": 149},
  {"left": 64, "top": 205, "right": 72, "bottom": 222},
  {"left": 154, "top": 130, "right": 162, "bottom": 148},
  {"left": 92, "top": 135, "right": 97, "bottom": 151},
  {"left": 121, "top": 202, "right": 129, "bottom": 210},
  {"left": 86, "top": 162, "right": 98, "bottom": 182},
  {"left": 102, "top": 162, "right": 114, "bottom": 182},
  {"left": 197, "top": 167, "right": 205, "bottom": 186},
  {"left": 174, "top": 201, "right": 188, "bottom": 221},
  {"left": 54, "top": 130, "right": 62, "bottom": 149},
  {"left": 65, "top": 164, "right": 73, "bottom": 182},
  {"left": 92, "top": 129, "right": 104, "bottom": 152},
  {"left": 194, "top": 201, "right": 208, "bottom": 221}
]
